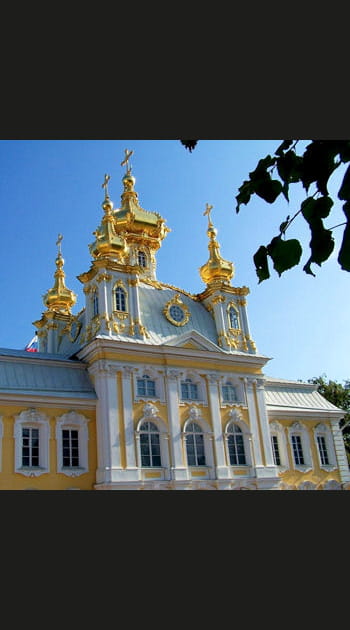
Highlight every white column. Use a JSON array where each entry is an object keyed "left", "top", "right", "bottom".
[
  {"left": 121, "top": 366, "right": 137, "bottom": 470},
  {"left": 207, "top": 374, "right": 230, "bottom": 478},
  {"left": 165, "top": 369, "right": 189, "bottom": 481},
  {"left": 254, "top": 379, "right": 279, "bottom": 478},
  {"left": 244, "top": 378, "right": 263, "bottom": 470},
  {"left": 330, "top": 419, "right": 350, "bottom": 485},
  {"left": 89, "top": 361, "right": 121, "bottom": 484}
]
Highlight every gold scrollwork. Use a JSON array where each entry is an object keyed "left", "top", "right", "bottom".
[{"left": 163, "top": 293, "right": 190, "bottom": 327}]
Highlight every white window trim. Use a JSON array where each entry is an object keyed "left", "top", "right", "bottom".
[
  {"left": 183, "top": 407, "right": 214, "bottom": 474},
  {"left": 313, "top": 423, "right": 338, "bottom": 471},
  {"left": 135, "top": 403, "right": 170, "bottom": 474},
  {"left": 288, "top": 421, "right": 313, "bottom": 472},
  {"left": 179, "top": 371, "right": 206, "bottom": 404},
  {"left": 224, "top": 410, "right": 253, "bottom": 468},
  {"left": 269, "top": 421, "right": 289, "bottom": 471},
  {"left": 14, "top": 409, "right": 50, "bottom": 477},
  {"left": 220, "top": 376, "right": 246, "bottom": 406},
  {"left": 56, "top": 411, "right": 89, "bottom": 477},
  {"left": 133, "top": 366, "right": 165, "bottom": 403}
]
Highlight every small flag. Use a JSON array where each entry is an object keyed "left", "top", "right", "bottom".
[{"left": 24, "top": 333, "right": 38, "bottom": 353}]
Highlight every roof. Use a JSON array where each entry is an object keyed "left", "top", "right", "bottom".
[
  {"left": 0, "top": 348, "right": 96, "bottom": 399},
  {"left": 264, "top": 377, "right": 343, "bottom": 413}
]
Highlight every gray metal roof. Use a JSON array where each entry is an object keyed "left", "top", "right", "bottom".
[
  {"left": 264, "top": 377, "right": 342, "bottom": 412},
  {"left": 0, "top": 349, "right": 96, "bottom": 399}
]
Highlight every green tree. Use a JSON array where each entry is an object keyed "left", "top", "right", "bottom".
[
  {"left": 309, "top": 375, "right": 350, "bottom": 461},
  {"left": 180, "top": 140, "right": 350, "bottom": 283}
]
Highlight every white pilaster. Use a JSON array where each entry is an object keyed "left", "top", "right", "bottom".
[
  {"left": 207, "top": 374, "right": 231, "bottom": 478},
  {"left": 330, "top": 419, "right": 350, "bottom": 485},
  {"left": 89, "top": 360, "right": 121, "bottom": 483},
  {"left": 244, "top": 378, "right": 263, "bottom": 468},
  {"left": 254, "top": 379, "right": 279, "bottom": 478},
  {"left": 165, "top": 369, "right": 189, "bottom": 480},
  {"left": 121, "top": 366, "right": 138, "bottom": 470}
]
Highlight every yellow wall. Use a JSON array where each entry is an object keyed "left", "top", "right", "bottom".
[{"left": 0, "top": 404, "right": 97, "bottom": 490}]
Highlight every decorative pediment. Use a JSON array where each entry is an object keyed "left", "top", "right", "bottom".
[{"left": 166, "top": 330, "right": 221, "bottom": 352}]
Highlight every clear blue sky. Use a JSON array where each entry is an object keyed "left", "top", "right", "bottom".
[{"left": 0, "top": 139, "right": 348, "bottom": 384}]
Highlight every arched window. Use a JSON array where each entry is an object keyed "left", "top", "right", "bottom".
[
  {"left": 114, "top": 286, "right": 127, "bottom": 312},
  {"left": 227, "top": 424, "right": 246, "bottom": 465},
  {"left": 181, "top": 378, "right": 199, "bottom": 401},
  {"left": 222, "top": 381, "right": 237, "bottom": 403},
  {"left": 288, "top": 422, "right": 312, "bottom": 471},
  {"left": 138, "top": 251, "right": 147, "bottom": 267},
  {"left": 228, "top": 306, "right": 239, "bottom": 329},
  {"left": 139, "top": 421, "right": 161, "bottom": 467},
  {"left": 92, "top": 291, "right": 99, "bottom": 317},
  {"left": 185, "top": 422, "right": 206, "bottom": 466},
  {"left": 137, "top": 374, "right": 156, "bottom": 398}
]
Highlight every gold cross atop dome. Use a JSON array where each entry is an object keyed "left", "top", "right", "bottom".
[
  {"left": 56, "top": 233, "right": 63, "bottom": 255},
  {"left": 121, "top": 149, "right": 134, "bottom": 174},
  {"left": 203, "top": 203, "right": 214, "bottom": 227},
  {"left": 102, "top": 174, "right": 111, "bottom": 199}
]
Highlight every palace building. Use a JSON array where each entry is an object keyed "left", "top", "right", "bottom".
[{"left": 0, "top": 153, "right": 349, "bottom": 490}]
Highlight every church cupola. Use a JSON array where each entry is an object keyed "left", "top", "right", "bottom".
[
  {"left": 33, "top": 235, "right": 77, "bottom": 352},
  {"left": 88, "top": 174, "right": 128, "bottom": 262},
  {"left": 43, "top": 234, "right": 77, "bottom": 314},
  {"left": 112, "top": 149, "right": 170, "bottom": 280},
  {"left": 197, "top": 205, "right": 256, "bottom": 354},
  {"left": 199, "top": 204, "right": 234, "bottom": 287}
]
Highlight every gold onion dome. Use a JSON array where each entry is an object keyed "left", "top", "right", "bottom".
[
  {"left": 113, "top": 153, "right": 170, "bottom": 248},
  {"left": 89, "top": 174, "right": 128, "bottom": 260},
  {"left": 199, "top": 204, "right": 234, "bottom": 286},
  {"left": 43, "top": 236, "right": 77, "bottom": 314}
]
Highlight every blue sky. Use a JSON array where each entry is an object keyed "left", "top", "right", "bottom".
[{"left": 0, "top": 139, "right": 349, "bottom": 384}]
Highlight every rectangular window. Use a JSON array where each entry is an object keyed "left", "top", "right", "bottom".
[
  {"left": 271, "top": 435, "right": 281, "bottom": 466},
  {"left": 222, "top": 385, "right": 237, "bottom": 402},
  {"left": 22, "top": 427, "right": 39, "bottom": 467},
  {"left": 62, "top": 429, "right": 79, "bottom": 467},
  {"left": 317, "top": 435, "right": 329, "bottom": 465},
  {"left": 291, "top": 434, "right": 304, "bottom": 465},
  {"left": 181, "top": 381, "right": 198, "bottom": 400}
]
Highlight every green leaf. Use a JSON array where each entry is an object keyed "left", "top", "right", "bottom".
[
  {"left": 338, "top": 201, "right": 350, "bottom": 271},
  {"left": 267, "top": 236, "right": 302, "bottom": 276},
  {"left": 253, "top": 245, "right": 270, "bottom": 283},
  {"left": 310, "top": 225, "right": 335, "bottom": 265},
  {"left": 275, "top": 140, "right": 293, "bottom": 157},
  {"left": 303, "top": 258, "right": 316, "bottom": 277},
  {"left": 300, "top": 141, "right": 338, "bottom": 195},
  {"left": 236, "top": 180, "right": 254, "bottom": 212},
  {"left": 338, "top": 224, "right": 350, "bottom": 271},
  {"left": 338, "top": 164, "right": 350, "bottom": 201},
  {"left": 253, "top": 177, "right": 283, "bottom": 203},
  {"left": 301, "top": 196, "right": 333, "bottom": 222},
  {"left": 276, "top": 150, "right": 303, "bottom": 184}
]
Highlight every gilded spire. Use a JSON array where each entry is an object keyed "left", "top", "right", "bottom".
[
  {"left": 43, "top": 235, "right": 77, "bottom": 314},
  {"left": 88, "top": 174, "right": 127, "bottom": 260},
  {"left": 199, "top": 204, "right": 234, "bottom": 286}
]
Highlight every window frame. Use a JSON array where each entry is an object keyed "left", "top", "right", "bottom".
[
  {"left": 313, "top": 423, "right": 337, "bottom": 471},
  {"left": 287, "top": 422, "right": 313, "bottom": 472},
  {"left": 14, "top": 409, "right": 50, "bottom": 476},
  {"left": 114, "top": 285, "right": 127, "bottom": 313},
  {"left": 56, "top": 411, "right": 89, "bottom": 477}
]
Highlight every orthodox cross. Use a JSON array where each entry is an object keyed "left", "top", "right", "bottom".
[
  {"left": 102, "top": 173, "right": 111, "bottom": 198},
  {"left": 203, "top": 203, "right": 214, "bottom": 226},
  {"left": 56, "top": 233, "right": 63, "bottom": 255},
  {"left": 121, "top": 148, "right": 134, "bottom": 174}
]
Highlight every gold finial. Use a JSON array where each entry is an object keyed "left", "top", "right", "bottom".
[
  {"left": 203, "top": 203, "right": 214, "bottom": 227},
  {"left": 121, "top": 149, "right": 134, "bottom": 174},
  {"left": 102, "top": 174, "right": 111, "bottom": 199},
  {"left": 56, "top": 233, "right": 63, "bottom": 255}
]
